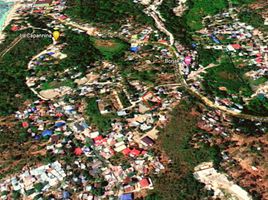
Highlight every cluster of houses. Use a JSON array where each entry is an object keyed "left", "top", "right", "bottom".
[
  {"left": 175, "top": 8, "right": 268, "bottom": 115},
  {"left": 0, "top": 161, "right": 66, "bottom": 199}
]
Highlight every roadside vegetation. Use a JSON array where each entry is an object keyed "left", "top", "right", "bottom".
[
  {"left": 159, "top": 0, "right": 192, "bottom": 45},
  {"left": 150, "top": 98, "right": 220, "bottom": 199}
]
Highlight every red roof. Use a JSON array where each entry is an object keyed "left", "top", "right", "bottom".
[
  {"left": 33, "top": 9, "right": 44, "bottom": 13},
  {"left": 11, "top": 25, "right": 20, "bottom": 31},
  {"left": 59, "top": 15, "right": 68, "bottom": 20},
  {"left": 93, "top": 135, "right": 106, "bottom": 146},
  {"left": 231, "top": 44, "right": 241, "bottom": 50},
  {"left": 94, "top": 135, "right": 103, "bottom": 141},
  {"left": 56, "top": 112, "right": 63, "bottom": 117},
  {"left": 74, "top": 147, "right": 83, "bottom": 156},
  {"left": 122, "top": 148, "right": 131, "bottom": 155},
  {"left": 22, "top": 121, "right": 29, "bottom": 128},
  {"left": 256, "top": 53, "right": 262, "bottom": 57},
  {"left": 130, "top": 148, "right": 141, "bottom": 157},
  {"left": 139, "top": 178, "right": 150, "bottom": 188},
  {"left": 256, "top": 58, "right": 262, "bottom": 63}
]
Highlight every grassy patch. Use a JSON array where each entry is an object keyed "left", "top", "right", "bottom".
[
  {"left": 249, "top": 77, "right": 268, "bottom": 86},
  {"left": 40, "top": 80, "right": 75, "bottom": 90},
  {"left": 90, "top": 37, "right": 129, "bottom": 60}
]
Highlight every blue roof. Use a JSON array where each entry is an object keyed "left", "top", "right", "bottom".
[
  {"left": 63, "top": 191, "right": 70, "bottom": 199},
  {"left": 55, "top": 121, "right": 66, "bottom": 128},
  {"left": 34, "top": 135, "right": 41, "bottom": 140},
  {"left": 120, "top": 193, "right": 133, "bottom": 200},
  {"left": 42, "top": 130, "right": 53, "bottom": 137},
  {"left": 130, "top": 46, "right": 139, "bottom": 53},
  {"left": 210, "top": 34, "right": 221, "bottom": 44}
]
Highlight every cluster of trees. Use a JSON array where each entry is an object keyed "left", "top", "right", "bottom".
[
  {"left": 245, "top": 95, "right": 268, "bottom": 116},
  {"left": 185, "top": 0, "right": 228, "bottom": 30},
  {"left": 239, "top": 10, "right": 268, "bottom": 31},
  {"left": 85, "top": 97, "right": 115, "bottom": 132},
  {"left": 54, "top": 30, "right": 102, "bottom": 73},
  {"left": 159, "top": 0, "right": 192, "bottom": 46},
  {"left": 197, "top": 47, "right": 222, "bottom": 66},
  {"left": 0, "top": 29, "right": 51, "bottom": 116},
  {"left": 150, "top": 98, "right": 219, "bottom": 199},
  {"left": 66, "top": 0, "right": 154, "bottom": 29},
  {"left": 202, "top": 57, "right": 252, "bottom": 97}
]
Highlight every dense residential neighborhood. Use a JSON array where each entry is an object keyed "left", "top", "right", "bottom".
[{"left": 0, "top": 0, "right": 267, "bottom": 199}]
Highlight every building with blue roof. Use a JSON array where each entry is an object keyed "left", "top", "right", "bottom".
[
  {"left": 62, "top": 191, "right": 70, "bottom": 199},
  {"left": 42, "top": 130, "right": 53, "bottom": 137},
  {"left": 55, "top": 121, "right": 66, "bottom": 128},
  {"left": 130, "top": 46, "right": 139, "bottom": 53},
  {"left": 120, "top": 193, "right": 133, "bottom": 200}
]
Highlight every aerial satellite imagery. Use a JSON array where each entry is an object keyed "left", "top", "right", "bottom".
[{"left": 0, "top": 0, "right": 268, "bottom": 199}]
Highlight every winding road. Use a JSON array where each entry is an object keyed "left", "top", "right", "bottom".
[{"left": 143, "top": 0, "right": 268, "bottom": 122}]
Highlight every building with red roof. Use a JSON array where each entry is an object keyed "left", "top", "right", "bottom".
[
  {"left": 231, "top": 44, "right": 241, "bottom": 50},
  {"left": 130, "top": 148, "right": 141, "bottom": 157},
  {"left": 93, "top": 135, "right": 106, "bottom": 146},
  {"left": 74, "top": 147, "right": 83, "bottom": 156},
  {"left": 139, "top": 178, "right": 151, "bottom": 188},
  {"left": 122, "top": 148, "right": 131, "bottom": 156},
  {"left": 11, "top": 25, "right": 20, "bottom": 32},
  {"left": 22, "top": 121, "right": 29, "bottom": 128}
]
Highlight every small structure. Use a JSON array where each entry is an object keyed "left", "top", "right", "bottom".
[{"left": 120, "top": 193, "right": 133, "bottom": 200}]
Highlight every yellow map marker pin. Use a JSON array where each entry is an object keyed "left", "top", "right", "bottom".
[{"left": 53, "top": 31, "right": 60, "bottom": 41}]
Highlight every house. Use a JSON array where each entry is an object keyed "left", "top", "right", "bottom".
[
  {"left": 139, "top": 178, "right": 153, "bottom": 189},
  {"left": 11, "top": 25, "right": 20, "bottom": 32},
  {"left": 140, "top": 136, "right": 155, "bottom": 147},
  {"left": 120, "top": 193, "right": 133, "bottom": 200},
  {"left": 74, "top": 147, "right": 83, "bottom": 156}
]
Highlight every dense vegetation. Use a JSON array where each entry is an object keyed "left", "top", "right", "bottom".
[
  {"left": 150, "top": 98, "right": 220, "bottom": 199},
  {"left": 0, "top": 29, "right": 51, "bottom": 116},
  {"left": 197, "top": 47, "right": 222, "bottom": 66},
  {"left": 159, "top": 0, "right": 192, "bottom": 46},
  {"left": 245, "top": 95, "right": 268, "bottom": 116},
  {"left": 202, "top": 57, "right": 252, "bottom": 97},
  {"left": 185, "top": 0, "right": 228, "bottom": 30},
  {"left": 230, "top": 0, "right": 254, "bottom": 5},
  {"left": 66, "top": 0, "right": 154, "bottom": 29},
  {"left": 239, "top": 10, "right": 268, "bottom": 31},
  {"left": 85, "top": 98, "right": 115, "bottom": 132},
  {"left": 55, "top": 30, "right": 102, "bottom": 73}
]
